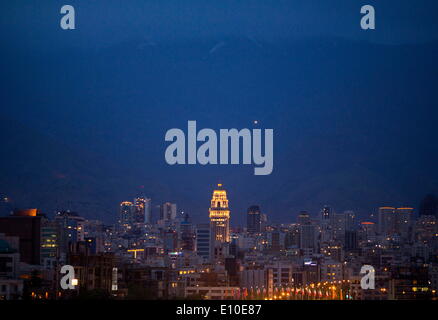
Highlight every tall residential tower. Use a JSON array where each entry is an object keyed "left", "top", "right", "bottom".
[{"left": 209, "top": 184, "right": 230, "bottom": 244}]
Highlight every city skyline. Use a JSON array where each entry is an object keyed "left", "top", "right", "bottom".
[
  {"left": 1, "top": 182, "right": 436, "bottom": 227},
  {"left": 1, "top": 182, "right": 438, "bottom": 300}
]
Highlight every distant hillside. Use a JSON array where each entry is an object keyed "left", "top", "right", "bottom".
[
  {"left": 0, "top": 114, "right": 139, "bottom": 221},
  {"left": 1, "top": 36, "right": 437, "bottom": 224}
]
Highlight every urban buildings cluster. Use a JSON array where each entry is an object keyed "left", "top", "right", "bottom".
[{"left": 0, "top": 186, "right": 438, "bottom": 300}]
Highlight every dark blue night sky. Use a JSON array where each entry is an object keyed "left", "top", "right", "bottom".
[{"left": 1, "top": 1, "right": 438, "bottom": 225}]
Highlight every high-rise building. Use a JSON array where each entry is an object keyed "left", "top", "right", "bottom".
[
  {"left": 119, "top": 197, "right": 152, "bottom": 227},
  {"left": 134, "top": 197, "right": 145, "bottom": 223},
  {"left": 196, "top": 224, "right": 211, "bottom": 261},
  {"left": 359, "top": 221, "right": 377, "bottom": 243},
  {"left": 144, "top": 198, "right": 152, "bottom": 224},
  {"left": 209, "top": 184, "right": 230, "bottom": 244},
  {"left": 378, "top": 206, "right": 413, "bottom": 239},
  {"left": 40, "top": 218, "right": 59, "bottom": 264},
  {"left": 320, "top": 206, "right": 333, "bottom": 243},
  {"left": 55, "top": 210, "right": 85, "bottom": 257},
  {"left": 267, "top": 229, "right": 283, "bottom": 252},
  {"left": 0, "top": 233, "right": 20, "bottom": 278},
  {"left": 332, "top": 212, "right": 346, "bottom": 242},
  {"left": 180, "top": 213, "right": 195, "bottom": 251},
  {"left": 260, "top": 213, "right": 268, "bottom": 232},
  {"left": 321, "top": 205, "right": 332, "bottom": 225},
  {"left": 344, "top": 210, "right": 356, "bottom": 231},
  {"left": 118, "top": 201, "right": 135, "bottom": 232},
  {"left": 163, "top": 229, "right": 178, "bottom": 253},
  {"left": 345, "top": 230, "right": 358, "bottom": 250},
  {"left": 134, "top": 197, "right": 152, "bottom": 224},
  {"left": 160, "top": 202, "right": 177, "bottom": 222},
  {"left": 0, "top": 233, "right": 23, "bottom": 299},
  {"left": 297, "top": 211, "right": 310, "bottom": 225},
  {"left": 414, "top": 215, "right": 438, "bottom": 243},
  {"left": 330, "top": 210, "right": 356, "bottom": 243},
  {"left": 378, "top": 207, "right": 396, "bottom": 236},
  {"left": 247, "top": 205, "right": 261, "bottom": 234},
  {"left": 299, "top": 224, "right": 316, "bottom": 250},
  {"left": 285, "top": 225, "right": 300, "bottom": 248},
  {"left": 83, "top": 220, "right": 105, "bottom": 253},
  {"left": 0, "top": 209, "right": 41, "bottom": 265},
  {"left": 396, "top": 207, "right": 413, "bottom": 240}
]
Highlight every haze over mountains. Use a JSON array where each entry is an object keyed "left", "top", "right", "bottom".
[{"left": 1, "top": 36, "right": 437, "bottom": 224}]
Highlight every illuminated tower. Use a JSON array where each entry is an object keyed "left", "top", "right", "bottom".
[
  {"left": 134, "top": 197, "right": 146, "bottom": 223},
  {"left": 134, "top": 197, "right": 152, "bottom": 224},
  {"left": 209, "top": 183, "right": 230, "bottom": 243},
  {"left": 119, "top": 201, "right": 134, "bottom": 232}
]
